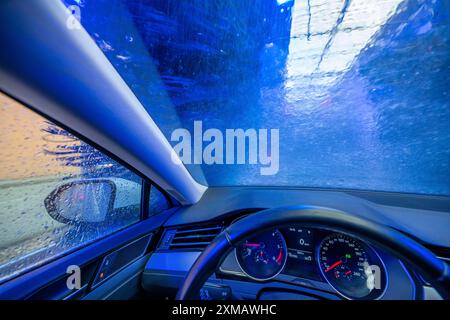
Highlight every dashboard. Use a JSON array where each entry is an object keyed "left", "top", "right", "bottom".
[
  {"left": 142, "top": 188, "right": 449, "bottom": 300},
  {"left": 145, "top": 220, "right": 422, "bottom": 300}
]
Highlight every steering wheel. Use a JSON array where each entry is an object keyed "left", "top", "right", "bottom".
[{"left": 176, "top": 206, "right": 449, "bottom": 300}]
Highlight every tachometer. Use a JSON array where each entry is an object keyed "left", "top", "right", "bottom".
[
  {"left": 318, "top": 233, "right": 386, "bottom": 299},
  {"left": 236, "top": 229, "right": 287, "bottom": 281}
]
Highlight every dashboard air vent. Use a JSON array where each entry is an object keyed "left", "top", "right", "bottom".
[{"left": 158, "top": 224, "right": 223, "bottom": 250}]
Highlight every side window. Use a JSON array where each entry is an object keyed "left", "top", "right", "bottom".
[
  {"left": 0, "top": 93, "right": 142, "bottom": 283},
  {"left": 149, "top": 186, "right": 170, "bottom": 216}
]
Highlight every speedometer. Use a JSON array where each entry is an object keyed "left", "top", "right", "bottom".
[
  {"left": 236, "top": 229, "right": 287, "bottom": 281},
  {"left": 318, "top": 233, "right": 386, "bottom": 299}
]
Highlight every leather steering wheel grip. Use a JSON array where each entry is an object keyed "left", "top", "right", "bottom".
[{"left": 176, "top": 206, "right": 450, "bottom": 300}]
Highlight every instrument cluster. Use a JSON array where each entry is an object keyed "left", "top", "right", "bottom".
[{"left": 235, "top": 226, "right": 387, "bottom": 299}]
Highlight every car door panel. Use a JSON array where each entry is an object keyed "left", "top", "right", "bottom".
[{"left": 0, "top": 209, "right": 175, "bottom": 300}]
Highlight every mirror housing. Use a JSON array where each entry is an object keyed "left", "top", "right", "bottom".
[{"left": 44, "top": 179, "right": 116, "bottom": 225}]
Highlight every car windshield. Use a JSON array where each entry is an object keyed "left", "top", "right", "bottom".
[{"left": 63, "top": 0, "right": 450, "bottom": 195}]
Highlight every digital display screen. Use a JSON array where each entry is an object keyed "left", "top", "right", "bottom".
[{"left": 281, "top": 227, "right": 321, "bottom": 281}]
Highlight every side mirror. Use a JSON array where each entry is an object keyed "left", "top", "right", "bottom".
[{"left": 44, "top": 180, "right": 116, "bottom": 225}]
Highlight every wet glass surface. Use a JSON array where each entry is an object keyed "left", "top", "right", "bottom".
[
  {"left": 66, "top": 0, "right": 450, "bottom": 195},
  {"left": 0, "top": 93, "right": 142, "bottom": 283}
]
